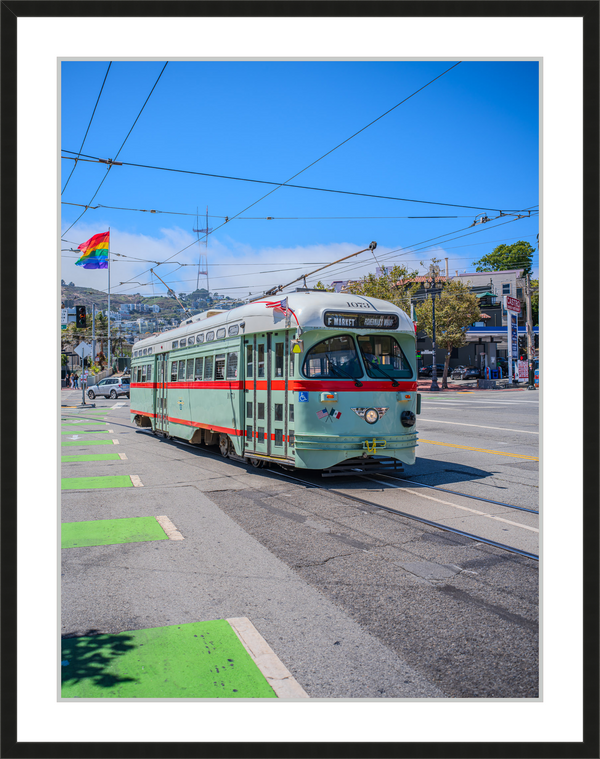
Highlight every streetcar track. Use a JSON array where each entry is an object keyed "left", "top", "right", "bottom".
[
  {"left": 367, "top": 473, "right": 539, "bottom": 514},
  {"left": 79, "top": 424, "right": 539, "bottom": 562}
]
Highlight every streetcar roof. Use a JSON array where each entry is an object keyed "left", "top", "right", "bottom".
[{"left": 132, "top": 290, "right": 414, "bottom": 353}]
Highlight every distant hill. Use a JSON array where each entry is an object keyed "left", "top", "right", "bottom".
[{"left": 60, "top": 283, "right": 193, "bottom": 315}]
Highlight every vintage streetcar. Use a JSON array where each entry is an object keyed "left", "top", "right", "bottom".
[{"left": 130, "top": 290, "right": 420, "bottom": 474}]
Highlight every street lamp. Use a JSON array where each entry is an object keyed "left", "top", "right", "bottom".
[{"left": 424, "top": 268, "right": 442, "bottom": 392}]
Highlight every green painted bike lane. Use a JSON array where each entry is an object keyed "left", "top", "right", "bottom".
[
  {"left": 62, "top": 516, "right": 168, "bottom": 548},
  {"left": 61, "top": 475, "right": 134, "bottom": 490},
  {"left": 61, "top": 620, "right": 277, "bottom": 698},
  {"left": 62, "top": 453, "right": 121, "bottom": 462}
]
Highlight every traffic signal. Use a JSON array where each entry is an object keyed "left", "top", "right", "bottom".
[{"left": 76, "top": 305, "right": 86, "bottom": 328}]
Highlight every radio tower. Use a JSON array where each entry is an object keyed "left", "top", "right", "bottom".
[{"left": 193, "top": 206, "right": 212, "bottom": 293}]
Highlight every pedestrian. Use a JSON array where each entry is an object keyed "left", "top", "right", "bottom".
[
  {"left": 70, "top": 373, "right": 74, "bottom": 388},
  {"left": 65, "top": 372, "right": 70, "bottom": 389},
  {"left": 73, "top": 373, "right": 79, "bottom": 389}
]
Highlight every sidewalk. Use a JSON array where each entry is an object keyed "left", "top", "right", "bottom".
[{"left": 417, "top": 377, "right": 533, "bottom": 393}]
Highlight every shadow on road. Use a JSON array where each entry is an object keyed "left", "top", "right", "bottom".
[{"left": 61, "top": 631, "right": 138, "bottom": 690}]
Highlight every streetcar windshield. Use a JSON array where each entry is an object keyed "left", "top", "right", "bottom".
[
  {"left": 303, "top": 335, "right": 363, "bottom": 379},
  {"left": 357, "top": 335, "right": 413, "bottom": 379}
]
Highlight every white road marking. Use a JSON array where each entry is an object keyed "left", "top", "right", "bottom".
[
  {"left": 368, "top": 478, "right": 539, "bottom": 533},
  {"left": 67, "top": 435, "right": 81, "bottom": 440},
  {"left": 112, "top": 439, "right": 119, "bottom": 445},
  {"left": 130, "top": 475, "right": 143, "bottom": 487},
  {"left": 227, "top": 617, "right": 309, "bottom": 698},
  {"left": 118, "top": 453, "right": 128, "bottom": 460},
  {"left": 112, "top": 402, "right": 126, "bottom": 409},
  {"left": 418, "top": 418, "right": 539, "bottom": 434},
  {"left": 155, "top": 515, "right": 184, "bottom": 540}
]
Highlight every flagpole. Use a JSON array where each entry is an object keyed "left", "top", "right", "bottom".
[{"left": 107, "top": 227, "right": 111, "bottom": 372}]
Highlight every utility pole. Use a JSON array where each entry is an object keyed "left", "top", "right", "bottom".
[
  {"left": 91, "top": 304, "right": 96, "bottom": 366},
  {"left": 525, "top": 272, "right": 535, "bottom": 390}
]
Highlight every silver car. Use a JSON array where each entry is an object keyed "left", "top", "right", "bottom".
[{"left": 87, "top": 376, "right": 130, "bottom": 400}]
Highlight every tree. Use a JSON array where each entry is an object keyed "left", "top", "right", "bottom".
[
  {"left": 414, "top": 279, "right": 481, "bottom": 389},
  {"left": 473, "top": 240, "right": 534, "bottom": 276},
  {"left": 345, "top": 264, "right": 420, "bottom": 313},
  {"left": 530, "top": 279, "right": 539, "bottom": 326}
]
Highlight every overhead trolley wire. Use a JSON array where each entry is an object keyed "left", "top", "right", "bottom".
[
  {"left": 61, "top": 62, "right": 112, "bottom": 196},
  {"left": 61, "top": 62, "right": 169, "bottom": 239}
]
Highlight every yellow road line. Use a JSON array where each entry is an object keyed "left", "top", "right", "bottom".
[{"left": 418, "top": 438, "right": 539, "bottom": 461}]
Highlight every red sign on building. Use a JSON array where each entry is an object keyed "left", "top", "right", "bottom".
[{"left": 505, "top": 296, "right": 521, "bottom": 313}]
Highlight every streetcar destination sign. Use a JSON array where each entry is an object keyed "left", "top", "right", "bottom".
[{"left": 323, "top": 312, "right": 400, "bottom": 329}]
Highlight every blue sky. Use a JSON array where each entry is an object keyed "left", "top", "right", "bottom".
[{"left": 60, "top": 60, "right": 539, "bottom": 300}]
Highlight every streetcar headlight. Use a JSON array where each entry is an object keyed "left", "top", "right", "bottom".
[
  {"left": 401, "top": 410, "right": 416, "bottom": 427},
  {"left": 365, "top": 408, "right": 379, "bottom": 424}
]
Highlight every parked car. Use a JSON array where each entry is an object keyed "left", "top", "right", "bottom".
[
  {"left": 418, "top": 363, "right": 446, "bottom": 377},
  {"left": 450, "top": 365, "right": 468, "bottom": 378},
  {"left": 451, "top": 366, "right": 480, "bottom": 380},
  {"left": 87, "top": 376, "right": 130, "bottom": 399}
]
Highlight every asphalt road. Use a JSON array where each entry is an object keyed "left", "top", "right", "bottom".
[{"left": 61, "top": 388, "right": 539, "bottom": 699}]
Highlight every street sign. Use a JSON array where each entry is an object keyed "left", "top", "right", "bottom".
[
  {"left": 504, "top": 296, "right": 521, "bottom": 313},
  {"left": 74, "top": 342, "right": 92, "bottom": 359},
  {"left": 421, "top": 350, "right": 434, "bottom": 354}
]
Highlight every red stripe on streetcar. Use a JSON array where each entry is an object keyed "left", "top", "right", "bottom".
[{"left": 133, "top": 380, "right": 416, "bottom": 392}]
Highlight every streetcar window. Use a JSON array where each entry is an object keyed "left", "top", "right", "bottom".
[
  {"left": 194, "top": 357, "right": 203, "bottom": 381},
  {"left": 247, "top": 402, "right": 252, "bottom": 418},
  {"left": 217, "top": 328, "right": 226, "bottom": 339},
  {"left": 229, "top": 324, "right": 239, "bottom": 336},
  {"left": 275, "top": 343, "right": 284, "bottom": 377},
  {"left": 274, "top": 429, "right": 283, "bottom": 447},
  {"left": 289, "top": 404, "right": 294, "bottom": 422},
  {"left": 186, "top": 358, "right": 194, "bottom": 379},
  {"left": 215, "top": 354, "right": 226, "bottom": 380},
  {"left": 204, "top": 356, "right": 213, "bottom": 380},
  {"left": 257, "top": 403, "right": 265, "bottom": 420},
  {"left": 171, "top": 361, "right": 178, "bottom": 382},
  {"left": 274, "top": 403, "right": 283, "bottom": 422},
  {"left": 143, "top": 349, "right": 147, "bottom": 356},
  {"left": 226, "top": 352, "right": 238, "bottom": 380},
  {"left": 357, "top": 335, "right": 412, "bottom": 379},
  {"left": 290, "top": 352, "right": 294, "bottom": 376},
  {"left": 178, "top": 360, "right": 185, "bottom": 380},
  {"left": 137, "top": 367, "right": 142, "bottom": 383},
  {"left": 148, "top": 347, "right": 153, "bottom": 354},
  {"left": 246, "top": 426, "right": 253, "bottom": 440},
  {"left": 257, "top": 427, "right": 265, "bottom": 442},
  {"left": 246, "top": 345, "right": 253, "bottom": 379},
  {"left": 147, "top": 364, "right": 152, "bottom": 381},
  {"left": 197, "top": 334, "right": 204, "bottom": 343},
  {"left": 302, "top": 335, "right": 363, "bottom": 379},
  {"left": 172, "top": 341, "right": 178, "bottom": 349},
  {"left": 289, "top": 431, "right": 295, "bottom": 447},
  {"left": 180, "top": 338, "right": 187, "bottom": 347},
  {"left": 257, "top": 344, "right": 265, "bottom": 377},
  {"left": 206, "top": 331, "right": 215, "bottom": 342},
  {"left": 141, "top": 365, "right": 147, "bottom": 383},
  {"left": 188, "top": 335, "right": 195, "bottom": 345},
  {"left": 134, "top": 351, "right": 137, "bottom": 358}
]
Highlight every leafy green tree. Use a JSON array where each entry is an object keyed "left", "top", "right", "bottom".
[
  {"left": 530, "top": 279, "right": 539, "bottom": 325},
  {"left": 345, "top": 264, "right": 420, "bottom": 313},
  {"left": 415, "top": 279, "right": 481, "bottom": 389},
  {"left": 314, "top": 281, "right": 335, "bottom": 292},
  {"left": 473, "top": 240, "right": 534, "bottom": 276}
]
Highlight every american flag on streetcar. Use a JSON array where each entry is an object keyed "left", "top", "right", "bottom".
[
  {"left": 316, "top": 408, "right": 329, "bottom": 419},
  {"left": 263, "top": 297, "right": 300, "bottom": 325},
  {"left": 264, "top": 297, "right": 288, "bottom": 314}
]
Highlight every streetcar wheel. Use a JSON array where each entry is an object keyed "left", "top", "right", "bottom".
[
  {"left": 87, "top": 390, "right": 95, "bottom": 399},
  {"left": 219, "top": 434, "right": 230, "bottom": 458},
  {"left": 110, "top": 390, "right": 118, "bottom": 399},
  {"left": 248, "top": 457, "right": 264, "bottom": 468}
]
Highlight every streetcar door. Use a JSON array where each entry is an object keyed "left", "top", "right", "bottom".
[
  {"left": 251, "top": 334, "right": 270, "bottom": 457},
  {"left": 155, "top": 353, "right": 169, "bottom": 434},
  {"left": 271, "top": 336, "right": 287, "bottom": 459}
]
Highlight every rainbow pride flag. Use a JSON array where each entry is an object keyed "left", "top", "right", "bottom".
[{"left": 75, "top": 231, "right": 109, "bottom": 269}]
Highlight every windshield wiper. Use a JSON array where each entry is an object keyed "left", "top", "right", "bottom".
[
  {"left": 363, "top": 359, "right": 399, "bottom": 386},
  {"left": 326, "top": 355, "right": 363, "bottom": 387}
]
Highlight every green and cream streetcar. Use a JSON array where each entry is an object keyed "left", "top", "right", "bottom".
[{"left": 130, "top": 290, "right": 420, "bottom": 473}]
